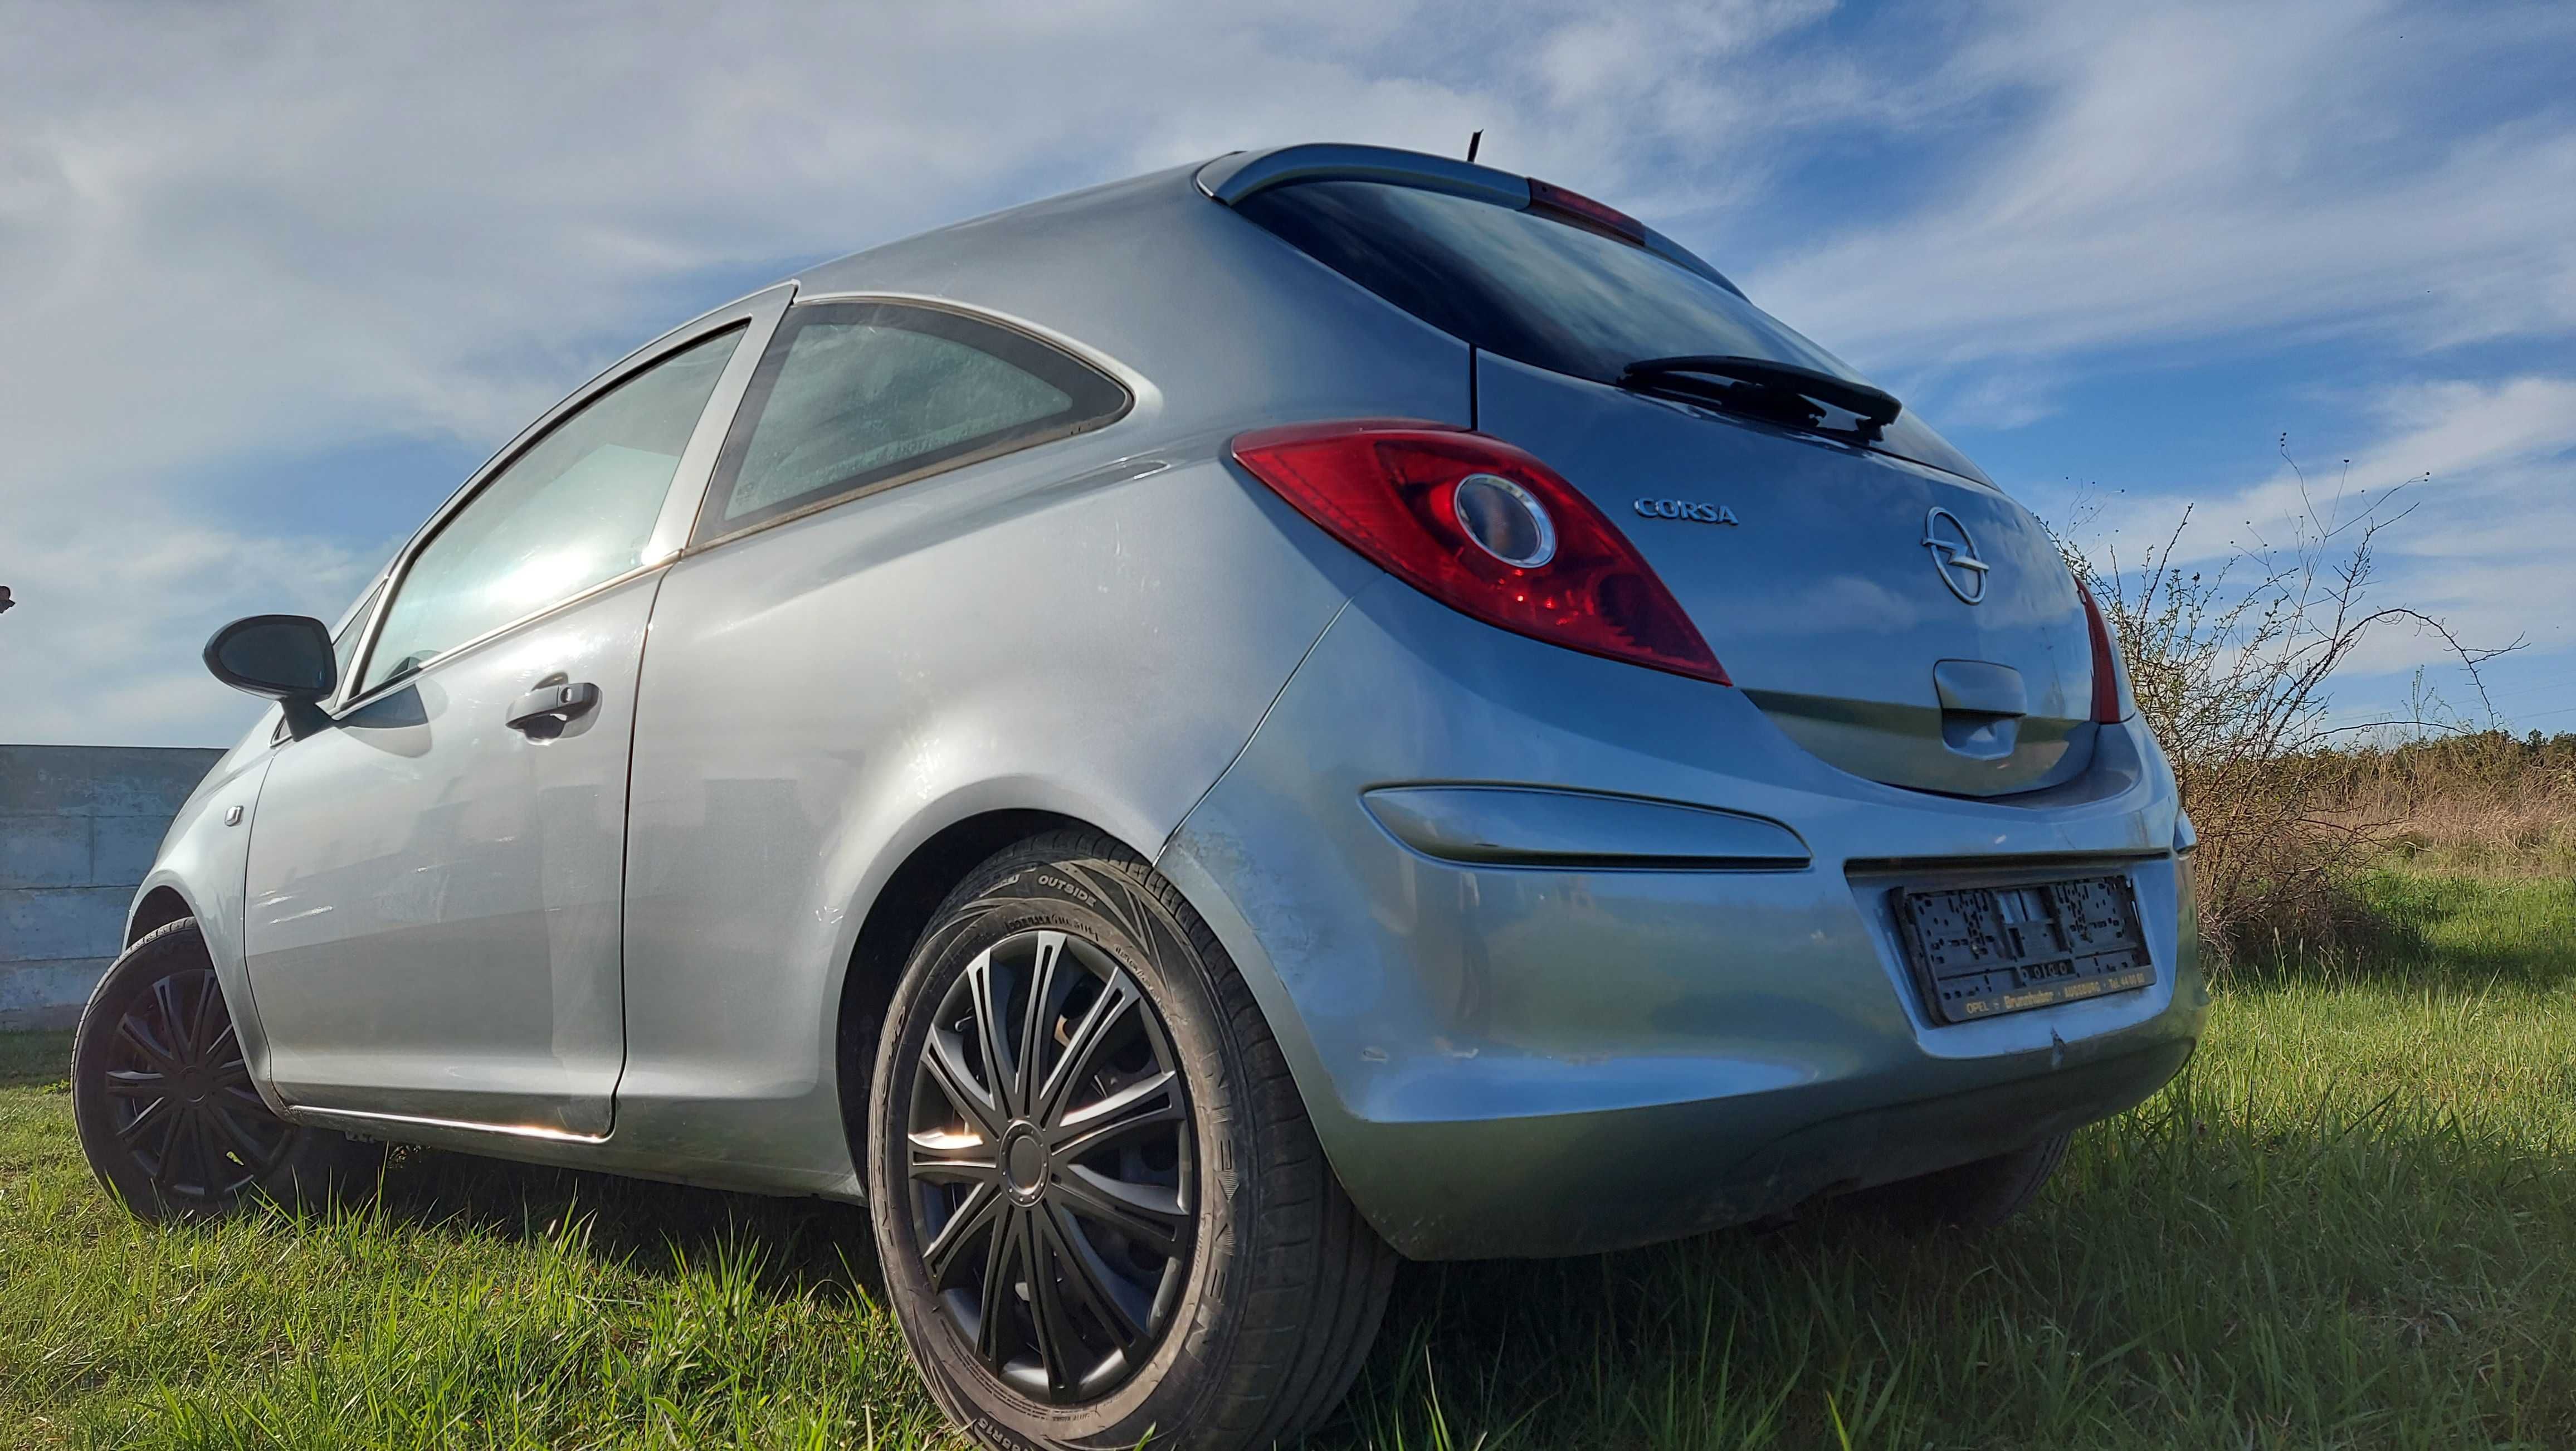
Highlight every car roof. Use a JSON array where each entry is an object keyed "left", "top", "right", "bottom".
[{"left": 763, "top": 144, "right": 1731, "bottom": 346}]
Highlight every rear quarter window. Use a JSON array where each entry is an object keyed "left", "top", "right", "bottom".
[{"left": 695, "top": 300, "right": 1131, "bottom": 541}]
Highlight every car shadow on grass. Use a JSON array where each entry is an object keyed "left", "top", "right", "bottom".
[
  {"left": 339, "top": 1128, "right": 1947, "bottom": 1450},
  {"left": 341, "top": 1141, "right": 890, "bottom": 1304},
  {"left": 2226, "top": 869, "right": 2576, "bottom": 992}
]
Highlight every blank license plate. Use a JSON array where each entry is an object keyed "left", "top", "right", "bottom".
[{"left": 1892, "top": 874, "right": 2155, "bottom": 1024}]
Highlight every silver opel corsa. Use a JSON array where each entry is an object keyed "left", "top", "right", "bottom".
[{"left": 76, "top": 144, "right": 2203, "bottom": 1450}]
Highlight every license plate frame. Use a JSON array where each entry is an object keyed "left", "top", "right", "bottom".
[{"left": 1891, "top": 873, "right": 2155, "bottom": 1025}]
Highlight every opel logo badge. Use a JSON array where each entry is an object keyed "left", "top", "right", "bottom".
[{"left": 1922, "top": 507, "right": 1989, "bottom": 604}]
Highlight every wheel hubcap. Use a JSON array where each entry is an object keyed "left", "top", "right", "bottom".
[
  {"left": 1001, "top": 1124, "right": 1047, "bottom": 1200},
  {"left": 906, "top": 929, "right": 1195, "bottom": 1404},
  {"left": 99, "top": 966, "right": 288, "bottom": 1202}
]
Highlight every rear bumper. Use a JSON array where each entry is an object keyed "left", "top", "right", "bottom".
[
  {"left": 1160, "top": 579, "right": 2206, "bottom": 1260},
  {"left": 1260, "top": 1035, "right": 2193, "bottom": 1259}
]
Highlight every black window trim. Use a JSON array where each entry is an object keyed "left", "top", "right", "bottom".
[
  {"left": 686, "top": 295, "right": 1135, "bottom": 552},
  {"left": 336, "top": 319, "right": 754, "bottom": 710}
]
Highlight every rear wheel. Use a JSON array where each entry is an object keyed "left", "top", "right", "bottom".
[
  {"left": 72, "top": 918, "right": 380, "bottom": 1221},
  {"left": 1859, "top": 1133, "right": 2071, "bottom": 1231},
  {"left": 867, "top": 830, "right": 1394, "bottom": 1450}
]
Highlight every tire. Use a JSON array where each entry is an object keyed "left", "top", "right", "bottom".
[
  {"left": 866, "top": 830, "right": 1394, "bottom": 1451},
  {"left": 72, "top": 917, "right": 382, "bottom": 1221},
  {"left": 1858, "top": 1132, "right": 2071, "bottom": 1231}
]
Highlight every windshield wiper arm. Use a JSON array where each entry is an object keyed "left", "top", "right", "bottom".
[{"left": 1618, "top": 354, "right": 1903, "bottom": 438}]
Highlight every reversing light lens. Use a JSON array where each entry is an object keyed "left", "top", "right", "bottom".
[
  {"left": 1452, "top": 473, "right": 1556, "bottom": 567},
  {"left": 1230, "top": 420, "right": 1727, "bottom": 685}
]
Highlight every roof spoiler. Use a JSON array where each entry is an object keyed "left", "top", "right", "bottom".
[{"left": 1194, "top": 143, "right": 1742, "bottom": 298}]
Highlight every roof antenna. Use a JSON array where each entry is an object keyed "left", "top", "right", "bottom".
[{"left": 1465, "top": 130, "right": 1483, "bottom": 164}]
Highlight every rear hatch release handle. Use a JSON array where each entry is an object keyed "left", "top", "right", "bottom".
[{"left": 1933, "top": 660, "right": 2026, "bottom": 761}]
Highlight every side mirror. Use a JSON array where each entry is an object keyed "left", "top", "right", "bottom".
[{"left": 203, "top": 614, "right": 336, "bottom": 738}]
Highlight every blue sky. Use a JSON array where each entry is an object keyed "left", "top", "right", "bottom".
[{"left": 3, "top": 0, "right": 2570, "bottom": 745}]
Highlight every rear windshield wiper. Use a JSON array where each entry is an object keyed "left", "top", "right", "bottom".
[{"left": 1618, "top": 354, "right": 1903, "bottom": 441}]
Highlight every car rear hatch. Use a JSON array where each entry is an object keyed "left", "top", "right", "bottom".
[
  {"left": 1219, "top": 149, "right": 2097, "bottom": 796},
  {"left": 1474, "top": 356, "right": 2093, "bottom": 795}
]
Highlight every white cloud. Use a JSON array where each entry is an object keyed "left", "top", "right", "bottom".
[
  {"left": 2048, "top": 373, "right": 2576, "bottom": 719},
  {"left": 1928, "top": 364, "right": 2070, "bottom": 431},
  {"left": 0, "top": 0, "right": 2569, "bottom": 742},
  {"left": 1750, "top": 0, "right": 2576, "bottom": 379},
  {"left": 0, "top": 504, "right": 382, "bottom": 746},
  {"left": 0, "top": 0, "right": 1860, "bottom": 744}
]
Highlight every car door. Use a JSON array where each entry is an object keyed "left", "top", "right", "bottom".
[
  {"left": 241, "top": 287, "right": 788, "bottom": 1136},
  {"left": 611, "top": 298, "right": 1139, "bottom": 1163}
]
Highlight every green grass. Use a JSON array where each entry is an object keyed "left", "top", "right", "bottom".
[{"left": 4, "top": 869, "right": 2572, "bottom": 1449}]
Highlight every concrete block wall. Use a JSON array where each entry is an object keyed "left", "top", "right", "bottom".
[{"left": 2, "top": 745, "right": 223, "bottom": 1030}]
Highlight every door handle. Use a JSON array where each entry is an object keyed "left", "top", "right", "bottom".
[{"left": 506, "top": 681, "right": 601, "bottom": 739}]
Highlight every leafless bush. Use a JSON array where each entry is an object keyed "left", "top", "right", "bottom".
[{"left": 2056, "top": 444, "right": 2518, "bottom": 961}]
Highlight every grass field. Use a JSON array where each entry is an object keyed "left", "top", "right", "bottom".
[{"left": 4, "top": 868, "right": 2572, "bottom": 1450}]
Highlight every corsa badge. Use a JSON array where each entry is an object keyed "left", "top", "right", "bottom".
[{"left": 1633, "top": 499, "right": 1739, "bottom": 526}]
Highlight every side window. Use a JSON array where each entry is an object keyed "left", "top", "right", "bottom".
[
  {"left": 697, "top": 301, "right": 1129, "bottom": 539},
  {"left": 358, "top": 327, "right": 742, "bottom": 693}
]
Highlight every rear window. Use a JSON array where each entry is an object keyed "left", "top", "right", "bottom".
[{"left": 1233, "top": 180, "right": 1982, "bottom": 482}]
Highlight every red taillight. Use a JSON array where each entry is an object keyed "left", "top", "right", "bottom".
[
  {"left": 1231, "top": 420, "right": 1728, "bottom": 685},
  {"left": 2076, "top": 577, "right": 2125, "bottom": 723},
  {"left": 1526, "top": 178, "right": 1648, "bottom": 246}
]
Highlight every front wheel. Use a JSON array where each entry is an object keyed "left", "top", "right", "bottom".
[
  {"left": 867, "top": 831, "right": 1394, "bottom": 1451},
  {"left": 72, "top": 918, "right": 380, "bottom": 1221}
]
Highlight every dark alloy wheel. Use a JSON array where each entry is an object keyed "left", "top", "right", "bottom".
[
  {"left": 95, "top": 961, "right": 290, "bottom": 1202},
  {"left": 906, "top": 928, "right": 1195, "bottom": 1403},
  {"left": 74, "top": 918, "right": 380, "bottom": 1221},
  {"left": 869, "top": 831, "right": 1396, "bottom": 1451}
]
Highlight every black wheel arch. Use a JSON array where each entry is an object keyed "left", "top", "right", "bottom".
[
  {"left": 834, "top": 808, "right": 1101, "bottom": 1175},
  {"left": 126, "top": 885, "right": 194, "bottom": 946}
]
